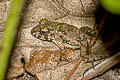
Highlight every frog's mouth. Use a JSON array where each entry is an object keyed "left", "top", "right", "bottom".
[{"left": 31, "top": 31, "right": 40, "bottom": 38}]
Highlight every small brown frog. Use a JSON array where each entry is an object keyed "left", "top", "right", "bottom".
[{"left": 31, "top": 19, "right": 96, "bottom": 57}]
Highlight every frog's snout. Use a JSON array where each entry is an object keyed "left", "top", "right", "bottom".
[
  {"left": 31, "top": 31, "right": 41, "bottom": 38},
  {"left": 31, "top": 27, "right": 41, "bottom": 38},
  {"left": 31, "top": 27, "right": 50, "bottom": 41}
]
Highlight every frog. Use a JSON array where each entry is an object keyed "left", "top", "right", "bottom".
[{"left": 31, "top": 19, "right": 96, "bottom": 58}]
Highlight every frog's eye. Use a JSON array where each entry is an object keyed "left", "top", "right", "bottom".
[
  {"left": 40, "top": 19, "right": 48, "bottom": 24},
  {"left": 41, "top": 26, "right": 47, "bottom": 30}
]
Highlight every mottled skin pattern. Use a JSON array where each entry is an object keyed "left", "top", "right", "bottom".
[{"left": 31, "top": 19, "right": 96, "bottom": 56}]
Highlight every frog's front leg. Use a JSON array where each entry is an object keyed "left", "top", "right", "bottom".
[
  {"left": 52, "top": 38, "right": 68, "bottom": 61},
  {"left": 52, "top": 39, "right": 65, "bottom": 50},
  {"left": 80, "top": 40, "right": 91, "bottom": 57}
]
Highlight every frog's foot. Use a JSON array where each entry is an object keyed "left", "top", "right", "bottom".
[
  {"left": 82, "top": 60, "right": 96, "bottom": 77},
  {"left": 86, "top": 60, "right": 96, "bottom": 70},
  {"left": 56, "top": 51, "right": 69, "bottom": 65},
  {"left": 59, "top": 50, "right": 68, "bottom": 61},
  {"left": 52, "top": 39, "right": 69, "bottom": 62}
]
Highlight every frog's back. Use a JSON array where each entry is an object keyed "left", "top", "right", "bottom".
[
  {"left": 50, "top": 21, "right": 80, "bottom": 49},
  {"left": 31, "top": 19, "right": 80, "bottom": 49}
]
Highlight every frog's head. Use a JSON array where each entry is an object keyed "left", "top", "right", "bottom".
[{"left": 31, "top": 19, "right": 51, "bottom": 41}]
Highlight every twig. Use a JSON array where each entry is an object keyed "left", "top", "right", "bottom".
[
  {"left": 79, "top": 52, "right": 120, "bottom": 80},
  {"left": 64, "top": 57, "right": 83, "bottom": 80},
  {"left": 64, "top": 12, "right": 107, "bottom": 80},
  {"left": 0, "top": 0, "right": 24, "bottom": 80},
  {"left": 90, "top": 12, "right": 107, "bottom": 46},
  {"left": 35, "top": 75, "right": 39, "bottom": 80},
  {"left": 51, "top": 0, "right": 93, "bottom": 18},
  {"left": 18, "top": 77, "right": 22, "bottom": 80}
]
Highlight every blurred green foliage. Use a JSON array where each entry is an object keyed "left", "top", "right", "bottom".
[
  {"left": 0, "top": 0, "right": 24, "bottom": 80},
  {"left": 100, "top": 0, "right": 120, "bottom": 15}
]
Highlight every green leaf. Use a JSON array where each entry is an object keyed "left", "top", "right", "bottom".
[{"left": 100, "top": 0, "right": 120, "bottom": 15}]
